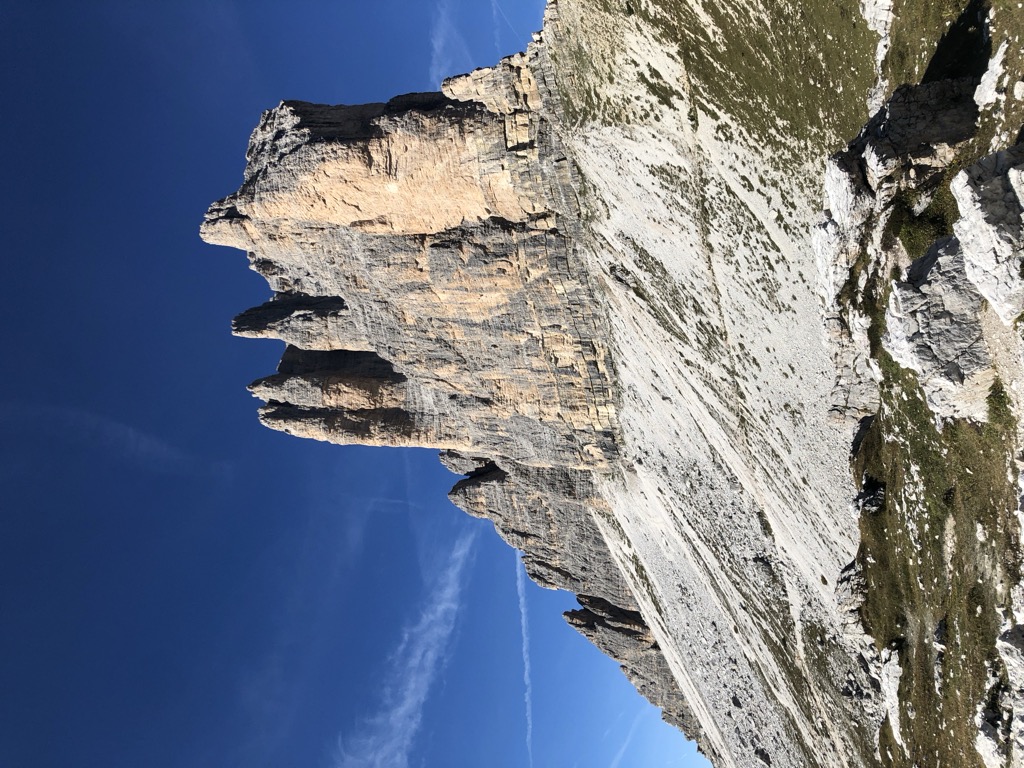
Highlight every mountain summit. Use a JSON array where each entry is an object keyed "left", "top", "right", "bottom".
[{"left": 203, "top": 2, "right": 1024, "bottom": 765}]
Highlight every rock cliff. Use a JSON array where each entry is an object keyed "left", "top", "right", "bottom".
[
  {"left": 204, "top": 0, "right": 1024, "bottom": 766},
  {"left": 201, "top": 43, "right": 704, "bottom": 744}
]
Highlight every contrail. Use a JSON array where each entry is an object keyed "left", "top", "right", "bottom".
[
  {"left": 515, "top": 553, "right": 535, "bottom": 768},
  {"left": 429, "top": 0, "right": 472, "bottom": 87},
  {"left": 490, "top": 0, "right": 501, "bottom": 54},
  {"left": 492, "top": 0, "right": 523, "bottom": 43},
  {"left": 608, "top": 708, "right": 645, "bottom": 768}
]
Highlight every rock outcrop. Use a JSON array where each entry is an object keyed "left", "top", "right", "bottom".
[
  {"left": 204, "top": 0, "right": 1024, "bottom": 766},
  {"left": 203, "top": 4, "right": 882, "bottom": 765},
  {"left": 955, "top": 146, "right": 1024, "bottom": 325},
  {"left": 818, "top": 77, "right": 981, "bottom": 421},
  {"left": 201, "top": 34, "right": 701, "bottom": 747},
  {"left": 816, "top": 8, "right": 1024, "bottom": 763},
  {"left": 884, "top": 236, "right": 993, "bottom": 419}
]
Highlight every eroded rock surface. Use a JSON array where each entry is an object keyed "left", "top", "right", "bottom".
[
  {"left": 204, "top": 3, "right": 881, "bottom": 764},
  {"left": 201, "top": 32, "right": 699, "bottom": 750},
  {"left": 204, "top": 0, "right": 1024, "bottom": 766},
  {"left": 884, "top": 237, "right": 992, "bottom": 419},
  {"left": 955, "top": 145, "right": 1024, "bottom": 324}
]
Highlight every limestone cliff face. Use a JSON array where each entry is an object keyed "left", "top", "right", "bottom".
[
  {"left": 204, "top": 0, "right": 1024, "bottom": 766},
  {"left": 202, "top": 10, "right": 871, "bottom": 767},
  {"left": 202, "top": 81, "right": 613, "bottom": 467},
  {"left": 201, "top": 41, "right": 704, "bottom": 744}
]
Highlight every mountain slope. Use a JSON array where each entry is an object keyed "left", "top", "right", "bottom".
[{"left": 203, "top": 1, "right": 1024, "bottom": 765}]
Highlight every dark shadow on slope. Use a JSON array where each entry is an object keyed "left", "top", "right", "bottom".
[
  {"left": 850, "top": 415, "right": 875, "bottom": 461},
  {"left": 921, "top": 0, "right": 991, "bottom": 84}
]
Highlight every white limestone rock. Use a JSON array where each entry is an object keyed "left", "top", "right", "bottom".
[
  {"left": 883, "top": 236, "right": 993, "bottom": 420},
  {"left": 998, "top": 626, "right": 1024, "bottom": 766},
  {"left": 860, "top": 0, "right": 894, "bottom": 112},
  {"left": 953, "top": 146, "right": 1024, "bottom": 325},
  {"left": 817, "top": 78, "right": 979, "bottom": 422},
  {"left": 878, "top": 647, "right": 906, "bottom": 753},
  {"left": 976, "top": 41, "right": 1009, "bottom": 111},
  {"left": 203, "top": 1, "right": 1024, "bottom": 766}
]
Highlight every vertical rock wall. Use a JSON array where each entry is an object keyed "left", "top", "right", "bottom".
[
  {"left": 202, "top": 38, "right": 703, "bottom": 746},
  {"left": 205, "top": 0, "right": 1024, "bottom": 765}
]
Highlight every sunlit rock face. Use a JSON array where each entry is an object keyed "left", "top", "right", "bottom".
[
  {"left": 202, "top": 7, "right": 873, "bottom": 768},
  {"left": 955, "top": 146, "right": 1024, "bottom": 325},
  {"left": 202, "top": 74, "right": 615, "bottom": 464},
  {"left": 204, "top": 0, "right": 1024, "bottom": 766},
  {"left": 202, "top": 39, "right": 707, "bottom": 749}
]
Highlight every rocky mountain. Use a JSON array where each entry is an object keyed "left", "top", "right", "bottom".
[{"left": 202, "top": 1, "right": 1024, "bottom": 766}]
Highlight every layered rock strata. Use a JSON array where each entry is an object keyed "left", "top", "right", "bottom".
[
  {"left": 201, "top": 44, "right": 704, "bottom": 744},
  {"left": 204, "top": 8, "right": 881, "bottom": 767},
  {"left": 204, "top": 0, "right": 1024, "bottom": 766}
]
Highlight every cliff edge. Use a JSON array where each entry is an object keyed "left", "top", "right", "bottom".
[
  {"left": 201, "top": 44, "right": 703, "bottom": 745},
  {"left": 203, "top": 1, "right": 1024, "bottom": 766}
]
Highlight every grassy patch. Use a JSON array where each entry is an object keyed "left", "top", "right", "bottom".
[
  {"left": 638, "top": 0, "right": 878, "bottom": 155},
  {"left": 883, "top": 182, "right": 960, "bottom": 262},
  {"left": 548, "top": 0, "right": 878, "bottom": 154},
  {"left": 637, "top": 64, "right": 683, "bottom": 109},
  {"left": 853, "top": 357, "right": 1019, "bottom": 766}
]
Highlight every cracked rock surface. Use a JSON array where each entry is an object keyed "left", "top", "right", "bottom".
[{"left": 884, "top": 236, "right": 992, "bottom": 419}]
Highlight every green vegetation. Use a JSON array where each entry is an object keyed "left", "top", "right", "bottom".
[
  {"left": 637, "top": 64, "right": 683, "bottom": 109},
  {"left": 635, "top": 0, "right": 878, "bottom": 155},
  {"left": 837, "top": 3, "right": 1024, "bottom": 762},
  {"left": 853, "top": 359, "right": 1019, "bottom": 767},
  {"left": 548, "top": 0, "right": 878, "bottom": 157},
  {"left": 884, "top": 0, "right": 1024, "bottom": 157},
  {"left": 843, "top": 135, "right": 1020, "bottom": 768},
  {"left": 551, "top": 0, "right": 1024, "bottom": 758},
  {"left": 883, "top": 182, "right": 960, "bottom": 261}
]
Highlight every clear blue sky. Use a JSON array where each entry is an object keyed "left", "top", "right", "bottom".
[{"left": 0, "top": 2, "right": 708, "bottom": 766}]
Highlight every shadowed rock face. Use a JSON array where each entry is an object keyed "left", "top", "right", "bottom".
[
  {"left": 202, "top": 44, "right": 700, "bottom": 745},
  {"left": 202, "top": 13, "right": 873, "bottom": 766},
  {"left": 202, "top": 0, "right": 1024, "bottom": 764}
]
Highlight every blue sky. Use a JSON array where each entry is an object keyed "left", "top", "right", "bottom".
[{"left": 0, "top": 2, "right": 708, "bottom": 766}]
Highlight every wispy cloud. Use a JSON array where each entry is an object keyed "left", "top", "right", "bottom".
[
  {"left": 429, "top": 0, "right": 472, "bottom": 87},
  {"left": 334, "top": 530, "right": 477, "bottom": 768},
  {"left": 516, "top": 554, "right": 535, "bottom": 768},
  {"left": 233, "top": 489, "right": 378, "bottom": 766},
  {"left": 608, "top": 708, "right": 645, "bottom": 768},
  {"left": 0, "top": 402, "right": 230, "bottom": 479}
]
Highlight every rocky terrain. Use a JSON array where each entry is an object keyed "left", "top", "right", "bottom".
[{"left": 203, "top": 1, "right": 1024, "bottom": 766}]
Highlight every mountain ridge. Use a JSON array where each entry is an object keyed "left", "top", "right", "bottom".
[{"left": 203, "top": 1, "right": 1024, "bottom": 765}]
